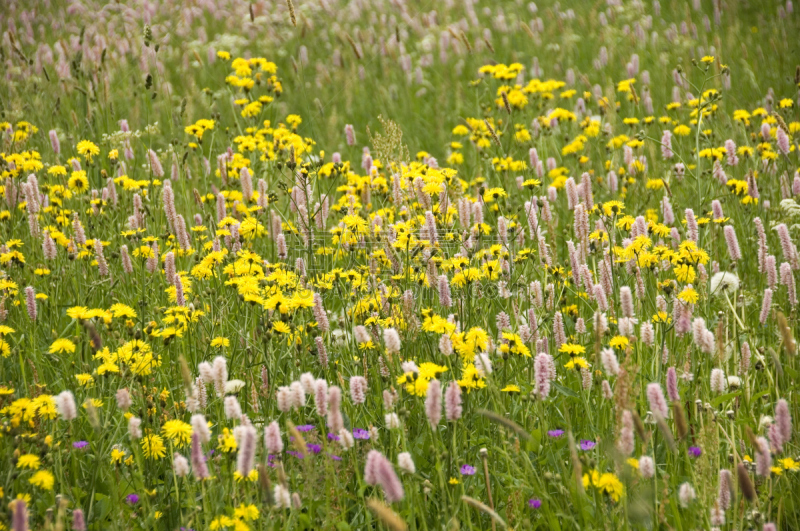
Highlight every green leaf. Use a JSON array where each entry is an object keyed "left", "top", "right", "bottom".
[
  {"left": 711, "top": 391, "right": 741, "bottom": 407},
  {"left": 526, "top": 428, "right": 542, "bottom": 452},
  {"left": 751, "top": 389, "right": 772, "bottom": 401},
  {"left": 553, "top": 383, "right": 580, "bottom": 399}
]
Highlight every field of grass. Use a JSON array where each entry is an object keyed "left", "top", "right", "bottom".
[{"left": 0, "top": 0, "right": 799, "bottom": 529}]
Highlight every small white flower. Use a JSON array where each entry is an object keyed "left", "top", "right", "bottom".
[
  {"left": 332, "top": 328, "right": 350, "bottom": 346},
  {"left": 338, "top": 428, "right": 355, "bottom": 450},
  {"left": 401, "top": 361, "right": 418, "bottom": 374},
  {"left": 710, "top": 368, "right": 727, "bottom": 393},
  {"left": 224, "top": 379, "right": 246, "bottom": 394},
  {"left": 709, "top": 272, "right": 740, "bottom": 295},
  {"left": 385, "top": 413, "right": 400, "bottom": 429},
  {"left": 678, "top": 482, "right": 696, "bottom": 508},
  {"left": 474, "top": 353, "right": 493, "bottom": 375},
  {"left": 397, "top": 452, "right": 416, "bottom": 474}
]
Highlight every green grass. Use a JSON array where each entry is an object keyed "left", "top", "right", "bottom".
[{"left": 0, "top": 0, "right": 799, "bottom": 529}]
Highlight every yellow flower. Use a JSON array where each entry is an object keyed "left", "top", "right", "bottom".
[
  {"left": 66, "top": 171, "right": 90, "bottom": 193},
  {"left": 286, "top": 114, "right": 302, "bottom": 129},
  {"left": 29, "top": 470, "right": 55, "bottom": 490},
  {"left": 273, "top": 321, "right": 291, "bottom": 334},
  {"left": 234, "top": 504, "right": 260, "bottom": 521},
  {"left": 83, "top": 398, "right": 103, "bottom": 409},
  {"left": 558, "top": 343, "right": 585, "bottom": 356},
  {"left": 602, "top": 201, "right": 625, "bottom": 216},
  {"left": 609, "top": 336, "right": 629, "bottom": 350},
  {"left": 67, "top": 306, "right": 90, "bottom": 320},
  {"left": 109, "top": 303, "right": 137, "bottom": 319},
  {"left": 218, "top": 428, "right": 238, "bottom": 453},
  {"left": 564, "top": 357, "right": 589, "bottom": 370},
  {"left": 16, "top": 454, "right": 40, "bottom": 470},
  {"left": 141, "top": 434, "right": 167, "bottom": 459},
  {"left": 673, "top": 124, "right": 691, "bottom": 136},
  {"left": 111, "top": 448, "right": 127, "bottom": 464},
  {"left": 483, "top": 187, "right": 507, "bottom": 202},
  {"left": 457, "top": 363, "right": 486, "bottom": 391},
  {"left": 678, "top": 287, "right": 699, "bottom": 304},
  {"left": 210, "top": 516, "right": 236, "bottom": 530},
  {"left": 162, "top": 420, "right": 193, "bottom": 446},
  {"left": 501, "top": 332, "right": 531, "bottom": 357},
  {"left": 674, "top": 264, "right": 696, "bottom": 284},
  {"left": 651, "top": 311, "right": 671, "bottom": 324},
  {"left": 49, "top": 338, "right": 76, "bottom": 354},
  {"left": 596, "top": 472, "right": 624, "bottom": 501},
  {"left": 418, "top": 363, "right": 448, "bottom": 380},
  {"left": 234, "top": 469, "right": 259, "bottom": 482},
  {"left": 76, "top": 140, "right": 100, "bottom": 161},
  {"left": 779, "top": 457, "right": 799, "bottom": 471},
  {"left": 75, "top": 373, "right": 94, "bottom": 387},
  {"left": 48, "top": 165, "right": 67, "bottom": 177},
  {"left": 449, "top": 477, "right": 460, "bottom": 485},
  {"left": 211, "top": 336, "right": 230, "bottom": 348}
]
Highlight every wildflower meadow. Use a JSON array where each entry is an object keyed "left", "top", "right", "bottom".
[{"left": 1, "top": 0, "right": 800, "bottom": 529}]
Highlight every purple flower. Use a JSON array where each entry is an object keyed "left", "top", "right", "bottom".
[
  {"left": 579, "top": 440, "right": 596, "bottom": 451},
  {"left": 460, "top": 464, "right": 476, "bottom": 476},
  {"left": 296, "top": 424, "right": 315, "bottom": 432},
  {"left": 528, "top": 499, "right": 542, "bottom": 509},
  {"left": 688, "top": 446, "right": 702, "bottom": 458},
  {"left": 327, "top": 433, "right": 340, "bottom": 441},
  {"left": 287, "top": 451, "right": 305, "bottom": 459},
  {"left": 307, "top": 443, "right": 322, "bottom": 454},
  {"left": 72, "top": 441, "right": 89, "bottom": 449},
  {"left": 328, "top": 454, "right": 342, "bottom": 461},
  {"left": 353, "top": 428, "right": 370, "bottom": 440},
  {"left": 126, "top": 494, "right": 139, "bottom": 505},
  {"left": 547, "top": 429, "right": 564, "bottom": 438}
]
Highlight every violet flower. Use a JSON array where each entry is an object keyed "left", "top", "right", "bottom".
[{"left": 353, "top": 428, "right": 370, "bottom": 440}]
